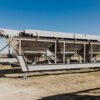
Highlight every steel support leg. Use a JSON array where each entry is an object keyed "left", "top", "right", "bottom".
[
  {"left": 91, "top": 44, "right": 93, "bottom": 63},
  {"left": 23, "top": 72, "right": 27, "bottom": 80},
  {"left": 55, "top": 41, "right": 57, "bottom": 64},
  {"left": 63, "top": 42, "right": 65, "bottom": 64},
  {"left": 84, "top": 44, "right": 86, "bottom": 63}
]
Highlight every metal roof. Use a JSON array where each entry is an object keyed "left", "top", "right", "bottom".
[{"left": 0, "top": 28, "right": 100, "bottom": 41}]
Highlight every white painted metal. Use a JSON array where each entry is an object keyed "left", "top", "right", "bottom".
[
  {"left": 84, "top": 44, "right": 86, "bottom": 63},
  {"left": 55, "top": 41, "right": 57, "bottom": 64},
  {"left": 17, "top": 56, "right": 28, "bottom": 71},
  {"left": 0, "top": 58, "right": 18, "bottom": 63},
  {"left": 63, "top": 42, "right": 65, "bottom": 64},
  {"left": 25, "top": 51, "right": 100, "bottom": 54},
  {"left": 17, "top": 56, "right": 100, "bottom": 72},
  {"left": 19, "top": 40, "right": 22, "bottom": 55},
  {"left": 91, "top": 44, "right": 93, "bottom": 63},
  {"left": 27, "top": 63, "right": 100, "bottom": 71},
  {"left": 0, "top": 28, "right": 20, "bottom": 37},
  {"left": 1, "top": 28, "right": 100, "bottom": 41},
  {"left": 23, "top": 51, "right": 45, "bottom": 54},
  {"left": 25, "top": 29, "right": 100, "bottom": 41},
  {"left": 46, "top": 50, "right": 54, "bottom": 57}
]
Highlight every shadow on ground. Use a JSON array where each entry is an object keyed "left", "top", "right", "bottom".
[
  {"left": 0, "top": 67, "right": 100, "bottom": 79},
  {"left": 39, "top": 88, "right": 100, "bottom": 100},
  {"left": 0, "top": 68, "right": 22, "bottom": 78}
]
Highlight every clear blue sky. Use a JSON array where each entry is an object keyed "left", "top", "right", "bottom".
[{"left": 0, "top": 0, "right": 100, "bottom": 35}]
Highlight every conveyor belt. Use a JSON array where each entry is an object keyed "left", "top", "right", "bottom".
[
  {"left": 16, "top": 55, "right": 100, "bottom": 72},
  {"left": 27, "top": 63, "right": 100, "bottom": 71}
]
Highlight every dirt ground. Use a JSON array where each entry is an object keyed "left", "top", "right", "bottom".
[{"left": 0, "top": 65, "right": 100, "bottom": 100}]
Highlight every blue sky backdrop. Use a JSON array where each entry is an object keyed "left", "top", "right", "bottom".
[
  {"left": 0, "top": 0, "right": 100, "bottom": 34},
  {"left": 0, "top": 0, "right": 100, "bottom": 53}
]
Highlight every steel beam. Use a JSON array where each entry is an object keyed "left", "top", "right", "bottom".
[
  {"left": 15, "top": 37, "right": 100, "bottom": 45},
  {"left": 84, "top": 44, "right": 86, "bottom": 63},
  {"left": 90, "top": 44, "right": 93, "bottom": 63},
  {"left": 19, "top": 40, "right": 22, "bottom": 55},
  {"left": 55, "top": 41, "right": 57, "bottom": 64},
  {"left": 63, "top": 42, "right": 65, "bottom": 64}
]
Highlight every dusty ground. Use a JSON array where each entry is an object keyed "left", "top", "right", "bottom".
[{"left": 0, "top": 65, "right": 100, "bottom": 100}]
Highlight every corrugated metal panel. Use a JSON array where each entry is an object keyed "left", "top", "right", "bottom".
[
  {"left": 25, "top": 29, "right": 100, "bottom": 40},
  {"left": 1, "top": 28, "right": 20, "bottom": 37},
  {"left": 1, "top": 28, "right": 100, "bottom": 41}
]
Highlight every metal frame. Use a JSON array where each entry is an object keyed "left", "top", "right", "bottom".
[
  {"left": 15, "top": 37, "right": 100, "bottom": 65},
  {"left": 17, "top": 55, "right": 100, "bottom": 79}
]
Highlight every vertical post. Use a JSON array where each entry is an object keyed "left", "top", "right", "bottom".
[
  {"left": 19, "top": 40, "right": 22, "bottom": 55},
  {"left": 91, "top": 43, "right": 93, "bottom": 63},
  {"left": 63, "top": 42, "right": 65, "bottom": 64},
  {"left": 37, "top": 32, "right": 39, "bottom": 40},
  {"left": 55, "top": 41, "right": 57, "bottom": 64},
  {"left": 46, "top": 50, "right": 48, "bottom": 61},
  {"left": 23, "top": 72, "right": 27, "bottom": 80},
  {"left": 8, "top": 44, "right": 10, "bottom": 55},
  {"left": 84, "top": 43, "right": 86, "bottom": 63}
]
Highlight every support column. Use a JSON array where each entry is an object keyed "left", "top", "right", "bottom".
[
  {"left": 8, "top": 45, "right": 10, "bottom": 55},
  {"left": 63, "top": 42, "right": 65, "bottom": 64},
  {"left": 84, "top": 43, "right": 86, "bottom": 63},
  {"left": 91, "top": 44, "right": 93, "bottom": 63},
  {"left": 19, "top": 40, "right": 22, "bottom": 55},
  {"left": 55, "top": 41, "right": 57, "bottom": 64}
]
